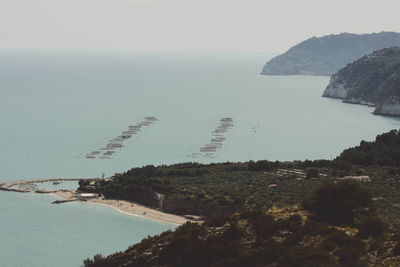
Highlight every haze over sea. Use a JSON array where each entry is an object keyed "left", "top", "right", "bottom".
[{"left": 1, "top": 51, "right": 399, "bottom": 267}]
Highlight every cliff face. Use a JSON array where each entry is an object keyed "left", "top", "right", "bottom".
[
  {"left": 261, "top": 32, "right": 400, "bottom": 76},
  {"left": 374, "top": 99, "right": 400, "bottom": 116},
  {"left": 322, "top": 47, "right": 400, "bottom": 116},
  {"left": 323, "top": 75, "right": 349, "bottom": 98}
]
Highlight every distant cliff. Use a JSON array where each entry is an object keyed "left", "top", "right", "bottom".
[
  {"left": 323, "top": 47, "right": 400, "bottom": 116},
  {"left": 261, "top": 32, "right": 400, "bottom": 75}
]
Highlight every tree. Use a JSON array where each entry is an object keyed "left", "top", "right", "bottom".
[
  {"left": 83, "top": 254, "right": 105, "bottom": 267},
  {"left": 357, "top": 215, "right": 385, "bottom": 238},
  {"left": 306, "top": 168, "right": 319, "bottom": 179},
  {"left": 302, "top": 180, "right": 373, "bottom": 223}
]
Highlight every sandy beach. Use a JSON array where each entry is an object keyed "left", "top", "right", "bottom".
[
  {"left": 52, "top": 191, "right": 189, "bottom": 225},
  {"left": 87, "top": 198, "right": 189, "bottom": 225},
  {"left": 53, "top": 190, "right": 74, "bottom": 200}
]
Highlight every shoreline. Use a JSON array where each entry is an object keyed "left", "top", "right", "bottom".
[
  {"left": 51, "top": 191, "right": 189, "bottom": 225},
  {"left": 4, "top": 178, "right": 193, "bottom": 226},
  {"left": 86, "top": 199, "right": 186, "bottom": 226}
]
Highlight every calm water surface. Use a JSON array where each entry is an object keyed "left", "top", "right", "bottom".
[
  {"left": 0, "top": 191, "right": 173, "bottom": 267},
  {"left": 1, "top": 51, "right": 399, "bottom": 181},
  {"left": 0, "top": 51, "right": 399, "bottom": 266}
]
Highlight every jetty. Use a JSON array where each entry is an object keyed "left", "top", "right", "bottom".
[
  {"left": 52, "top": 199, "right": 75, "bottom": 204},
  {"left": 0, "top": 177, "right": 94, "bottom": 193}
]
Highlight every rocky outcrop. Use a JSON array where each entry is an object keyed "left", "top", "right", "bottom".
[
  {"left": 322, "top": 76, "right": 349, "bottom": 99},
  {"left": 261, "top": 32, "right": 400, "bottom": 76},
  {"left": 322, "top": 47, "right": 400, "bottom": 117},
  {"left": 374, "top": 97, "right": 400, "bottom": 116}
]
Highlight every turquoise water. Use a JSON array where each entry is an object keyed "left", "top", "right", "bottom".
[
  {"left": 1, "top": 51, "right": 399, "bottom": 182},
  {"left": 1, "top": 51, "right": 400, "bottom": 266},
  {"left": 35, "top": 181, "right": 79, "bottom": 191},
  {"left": 0, "top": 191, "right": 173, "bottom": 267}
]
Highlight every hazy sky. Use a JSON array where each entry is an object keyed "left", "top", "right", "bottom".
[{"left": 0, "top": 0, "right": 399, "bottom": 53}]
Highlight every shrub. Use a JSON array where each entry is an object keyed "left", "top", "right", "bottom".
[
  {"left": 306, "top": 168, "right": 319, "bottom": 178},
  {"left": 277, "top": 246, "right": 335, "bottom": 267},
  {"left": 322, "top": 230, "right": 348, "bottom": 250},
  {"left": 303, "top": 180, "right": 373, "bottom": 223},
  {"left": 335, "top": 245, "right": 366, "bottom": 266},
  {"left": 393, "top": 242, "right": 400, "bottom": 256},
  {"left": 83, "top": 254, "right": 106, "bottom": 267},
  {"left": 221, "top": 224, "right": 243, "bottom": 241},
  {"left": 357, "top": 215, "right": 386, "bottom": 238},
  {"left": 205, "top": 215, "right": 229, "bottom": 227},
  {"left": 322, "top": 230, "right": 366, "bottom": 266}
]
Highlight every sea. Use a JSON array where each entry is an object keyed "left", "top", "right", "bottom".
[{"left": 1, "top": 51, "right": 399, "bottom": 267}]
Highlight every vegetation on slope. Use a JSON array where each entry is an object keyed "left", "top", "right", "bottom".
[
  {"left": 83, "top": 181, "right": 400, "bottom": 267},
  {"left": 79, "top": 160, "right": 336, "bottom": 218},
  {"left": 261, "top": 32, "right": 400, "bottom": 75},
  {"left": 80, "top": 129, "right": 400, "bottom": 266},
  {"left": 323, "top": 47, "right": 400, "bottom": 114},
  {"left": 338, "top": 129, "right": 400, "bottom": 166},
  {"left": 79, "top": 130, "right": 400, "bottom": 226},
  {"left": 303, "top": 180, "right": 374, "bottom": 223}
]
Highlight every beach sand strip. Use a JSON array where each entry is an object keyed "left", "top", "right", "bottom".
[{"left": 52, "top": 191, "right": 189, "bottom": 225}]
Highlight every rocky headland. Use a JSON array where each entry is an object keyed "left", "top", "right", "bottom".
[
  {"left": 261, "top": 32, "right": 400, "bottom": 76},
  {"left": 82, "top": 130, "right": 400, "bottom": 266},
  {"left": 322, "top": 47, "right": 400, "bottom": 116}
]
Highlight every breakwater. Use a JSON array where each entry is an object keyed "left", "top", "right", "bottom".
[{"left": 0, "top": 178, "right": 94, "bottom": 193}]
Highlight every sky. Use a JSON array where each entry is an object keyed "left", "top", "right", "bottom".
[{"left": 0, "top": 0, "right": 399, "bottom": 53}]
